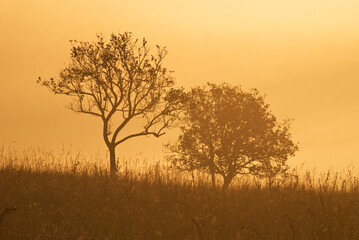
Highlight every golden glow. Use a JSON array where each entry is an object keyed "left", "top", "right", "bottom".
[{"left": 1, "top": 0, "right": 359, "bottom": 170}]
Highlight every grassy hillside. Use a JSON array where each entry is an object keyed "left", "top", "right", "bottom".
[{"left": 1, "top": 147, "right": 359, "bottom": 239}]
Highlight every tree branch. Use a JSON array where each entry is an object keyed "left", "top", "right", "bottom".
[{"left": 115, "top": 130, "right": 164, "bottom": 146}]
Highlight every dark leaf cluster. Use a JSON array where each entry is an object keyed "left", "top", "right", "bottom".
[{"left": 166, "top": 83, "right": 298, "bottom": 188}]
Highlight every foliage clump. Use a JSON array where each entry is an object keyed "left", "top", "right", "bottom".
[{"left": 167, "top": 83, "right": 298, "bottom": 188}]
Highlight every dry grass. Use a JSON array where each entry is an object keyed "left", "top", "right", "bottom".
[{"left": 1, "top": 145, "right": 359, "bottom": 239}]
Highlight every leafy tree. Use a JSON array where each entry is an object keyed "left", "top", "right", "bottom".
[
  {"left": 166, "top": 83, "right": 298, "bottom": 188},
  {"left": 38, "top": 32, "right": 182, "bottom": 176}
]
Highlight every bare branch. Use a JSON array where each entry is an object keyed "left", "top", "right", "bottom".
[{"left": 38, "top": 32, "right": 179, "bottom": 175}]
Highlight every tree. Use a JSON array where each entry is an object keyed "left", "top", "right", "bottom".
[
  {"left": 38, "top": 32, "right": 182, "bottom": 176},
  {"left": 166, "top": 83, "right": 298, "bottom": 188}
]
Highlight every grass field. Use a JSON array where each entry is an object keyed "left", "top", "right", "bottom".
[{"left": 1, "top": 146, "right": 359, "bottom": 239}]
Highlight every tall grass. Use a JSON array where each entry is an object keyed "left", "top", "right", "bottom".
[{"left": 1, "top": 145, "right": 359, "bottom": 239}]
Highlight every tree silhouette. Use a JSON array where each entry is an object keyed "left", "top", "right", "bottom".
[
  {"left": 38, "top": 32, "right": 182, "bottom": 176},
  {"left": 166, "top": 83, "right": 298, "bottom": 188}
]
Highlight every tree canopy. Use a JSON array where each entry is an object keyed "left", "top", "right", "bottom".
[
  {"left": 166, "top": 83, "right": 298, "bottom": 188},
  {"left": 38, "top": 32, "right": 182, "bottom": 176}
]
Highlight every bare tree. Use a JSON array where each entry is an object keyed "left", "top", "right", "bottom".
[
  {"left": 38, "top": 32, "right": 182, "bottom": 176},
  {"left": 166, "top": 83, "right": 298, "bottom": 188}
]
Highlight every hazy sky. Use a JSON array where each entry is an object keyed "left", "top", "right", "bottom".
[{"left": 1, "top": 0, "right": 359, "bottom": 170}]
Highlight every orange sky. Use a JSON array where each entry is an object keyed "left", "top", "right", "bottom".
[{"left": 1, "top": 0, "right": 359, "bottom": 170}]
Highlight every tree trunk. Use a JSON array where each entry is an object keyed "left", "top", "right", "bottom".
[
  {"left": 211, "top": 172, "right": 216, "bottom": 188},
  {"left": 208, "top": 155, "right": 216, "bottom": 188},
  {"left": 109, "top": 145, "right": 117, "bottom": 177},
  {"left": 222, "top": 175, "right": 233, "bottom": 189}
]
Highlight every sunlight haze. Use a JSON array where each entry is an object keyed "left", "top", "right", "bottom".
[{"left": 1, "top": 0, "right": 359, "bottom": 170}]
